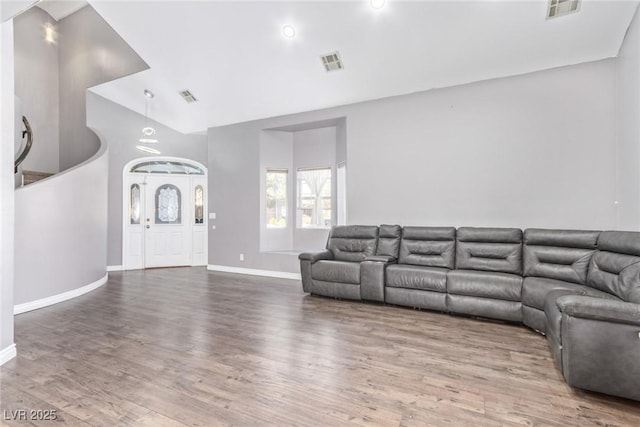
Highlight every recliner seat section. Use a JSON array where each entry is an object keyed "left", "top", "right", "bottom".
[
  {"left": 299, "top": 225, "right": 379, "bottom": 300},
  {"left": 551, "top": 231, "right": 640, "bottom": 401},
  {"left": 522, "top": 228, "right": 601, "bottom": 333},
  {"left": 447, "top": 227, "right": 523, "bottom": 322},
  {"left": 299, "top": 225, "right": 640, "bottom": 402},
  {"left": 385, "top": 226, "right": 455, "bottom": 312}
]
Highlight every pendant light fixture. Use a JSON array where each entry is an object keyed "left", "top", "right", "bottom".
[{"left": 140, "top": 89, "right": 158, "bottom": 144}]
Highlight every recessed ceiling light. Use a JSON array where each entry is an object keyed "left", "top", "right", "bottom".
[
  {"left": 143, "top": 89, "right": 155, "bottom": 99},
  {"left": 282, "top": 25, "right": 296, "bottom": 39},
  {"left": 370, "top": 0, "right": 386, "bottom": 10}
]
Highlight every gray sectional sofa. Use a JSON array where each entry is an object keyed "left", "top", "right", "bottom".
[{"left": 299, "top": 225, "right": 640, "bottom": 402}]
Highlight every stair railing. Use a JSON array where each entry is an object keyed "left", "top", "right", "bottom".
[{"left": 14, "top": 116, "right": 32, "bottom": 174}]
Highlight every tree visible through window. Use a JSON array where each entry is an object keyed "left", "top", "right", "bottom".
[
  {"left": 297, "top": 167, "right": 331, "bottom": 228},
  {"left": 266, "top": 169, "right": 288, "bottom": 228}
]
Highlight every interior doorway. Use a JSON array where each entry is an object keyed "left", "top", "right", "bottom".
[{"left": 123, "top": 157, "right": 207, "bottom": 270}]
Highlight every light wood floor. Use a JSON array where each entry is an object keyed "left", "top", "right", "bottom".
[{"left": 1, "top": 267, "right": 639, "bottom": 426}]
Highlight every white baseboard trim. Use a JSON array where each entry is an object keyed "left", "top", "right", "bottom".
[
  {"left": 14, "top": 273, "right": 109, "bottom": 315},
  {"left": 207, "top": 265, "right": 301, "bottom": 280},
  {"left": 107, "top": 265, "right": 124, "bottom": 272},
  {"left": 0, "top": 343, "right": 17, "bottom": 365}
]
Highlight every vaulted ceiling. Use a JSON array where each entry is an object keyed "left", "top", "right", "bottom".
[{"left": 87, "top": 1, "right": 639, "bottom": 134}]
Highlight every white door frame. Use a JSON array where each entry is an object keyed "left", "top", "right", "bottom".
[{"left": 122, "top": 156, "right": 208, "bottom": 270}]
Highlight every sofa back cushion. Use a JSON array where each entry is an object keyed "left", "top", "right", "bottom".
[
  {"left": 523, "top": 229, "right": 600, "bottom": 285},
  {"left": 398, "top": 227, "right": 456, "bottom": 269},
  {"left": 456, "top": 227, "right": 522, "bottom": 275},
  {"left": 587, "top": 231, "right": 640, "bottom": 303},
  {"left": 327, "top": 225, "right": 379, "bottom": 262},
  {"left": 376, "top": 224, "right": 402, "bottom": 258}
]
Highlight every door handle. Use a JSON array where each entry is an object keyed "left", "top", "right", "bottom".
[{"left": 146, "top": 225, "right": 150, "bottom": 229}]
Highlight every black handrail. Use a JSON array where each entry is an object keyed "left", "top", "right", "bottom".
[{"left": 14, "top": 116, "right": 32, "bottom": 174}]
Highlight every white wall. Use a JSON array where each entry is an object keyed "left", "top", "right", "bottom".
[
  {"left": 0, "top": 11, "right": 16, "bottom": 362},
  {"left": 86, "top": 92, "right": 208, "bottom": 267},
  {"left": 209, "top": 59, "right": 619, "bottom": 274},
  {"left": 13, "top": 6, "right": 59, "bottom": 173},
  {"left": 615, "top": 6, "right": 640, "bottom": 230}
]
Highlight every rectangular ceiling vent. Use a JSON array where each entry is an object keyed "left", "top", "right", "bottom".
[
  {"left": 321, "top": 52, "right": 344, "bottom": 72},
  {"left": 178, "top": 89, "right": 198, "bottom": 103},
  {"left": 547, "top": 0, "right": 580, "bottom": 20}
]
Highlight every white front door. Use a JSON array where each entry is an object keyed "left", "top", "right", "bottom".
[{"left": 143, "top": 175, "right": 191, "bottom": 268}]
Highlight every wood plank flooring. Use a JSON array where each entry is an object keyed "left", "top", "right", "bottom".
[{"left": 1, "top": 267, "right": 639, "bottom": 426}]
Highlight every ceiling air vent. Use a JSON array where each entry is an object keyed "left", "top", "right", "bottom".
[
  {"left": 178, "top": 89, "right": 198, "bottom": 103},
  {"left": 320, "top": 52, "right": 344, "bottom": 72},
  {"left": 547, "top": 0, "right": 580, "bottom": 20}
]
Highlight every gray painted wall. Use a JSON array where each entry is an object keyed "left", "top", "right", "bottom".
[
  {"left": 58, "top": 5, "right": 147, "bottom": 171},
  {"left": 13, "top": 6, "right": 59, "bottom": 173},
  {"left": 86, "top": 92, "right": 208, "bottom": 267},
  {"left": 615, "top": 7, "right": 640, "bottom": 230},
  {"left": 208, "top": 59, "right": 619, "bottom": 274},
  {"left": 14, "top": 137, "right": 108, "bottom": 305},
  {"left": 1, "top": 15, "right": 16, "bottom": 357}
]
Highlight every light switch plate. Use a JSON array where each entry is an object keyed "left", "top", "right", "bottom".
[{"left": 209, "top": 212, "right": 216, "bottom": 219}]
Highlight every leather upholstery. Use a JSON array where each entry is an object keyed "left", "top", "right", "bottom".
[
  {"left": 300, "top": 260, "right": 313, "bottom": 293},
  {"left": 456, "top": 227, "right": 522, "bottom": 274},
  {"left": 556, "top": 295, "right": 637, "bottom": 325},
  {"left": 386, "top": 264, "right": 448, "bottom": 292},
  {"left": 522, "top": 277, "right": 587, "bottom": 310},
  {"left": 544, "top": 289, "right": 578, "bottom": 370},
  {"left": 327, "top": 225, "right": 379, "bottom": 262},
  {"left": 386, "top": 287, "right": 447, "bottom": 312},
  {"left": 522, "top": 277, "right": 618, "bottom": 310},
  {"left": 587, "top": 231, "right": 640, "bottom": 303},
  {"left": 560, "top": 309, "right": 640, "bottom": 401},
  {"left": 523, "top": 229, "right": 598, "bottom": 285},
  {"left": 524, "top": 228, "right": 599, "bottom": 250},
  {"left": 447, "top": 270, "right": 522, "bottom": 302},
  {"left": 377, "top": 224, "right": 402, "bottom": 258},
  {"left": 365, "top": 255, "right": 396, "bottom": 263},
  {"left": 360, "top": 260, "right": 386, "bottom": 302},
  {"left": 522, "top": 305, "right": 546, "bottom": 333},
  {"left": 311, "top": 260, "right": 360, "bottom": 284},
  {"left": 299, "top": 249, "right": 334, "bottom": 263},
  {"left": 598, "top": 230, "right": 640, "bottom": 257},
  {"left": 311, "top": 280, "right": 361, "bottom": 300},
  {"left": 398, "top": 227, "right": 456, "bottom": 268},
  {"left": 447, "top": 294, "right": 522, "bottom": 322}
]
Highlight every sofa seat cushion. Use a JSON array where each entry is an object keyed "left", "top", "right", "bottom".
[
  {"left": 525, "top": 277, "right": 621, "bottom": 310},
  {"left": 386, "top": 264, "right": 448, "bottom": 292},
  {"left": 523, "top": 277, "right": 588, "bottom": 310},
  {"left": 311, "top": 260, "right": 360, "bottom": 284},
  {"left": 447, "top": 269, "right": 522, "bottom": 302}
]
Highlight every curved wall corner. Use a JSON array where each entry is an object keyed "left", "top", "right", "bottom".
[{"left": 13, "top": 129, "right": 109, "bottom": 311}]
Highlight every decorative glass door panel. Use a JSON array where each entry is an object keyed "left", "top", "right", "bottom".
[{"left": 144, "top": 175, "right": 191, "bottom": 268}]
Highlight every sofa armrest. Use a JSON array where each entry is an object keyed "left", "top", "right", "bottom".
[
  {"left": 365, "top": 255, "right": 397, "bottom": 263},
  {"left": 556, "top": 295, "right": 640, "bottom": 327},
  {"left": 299, "top": 250, "right": 333, "bottom": 263}
]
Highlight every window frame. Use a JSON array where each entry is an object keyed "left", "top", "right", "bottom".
[
  {"left": 265, "top": 168, "right": 289, "bottom": 229},
  {"left": 296, "top": 166, "right": 332, "bottom": 229}
]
